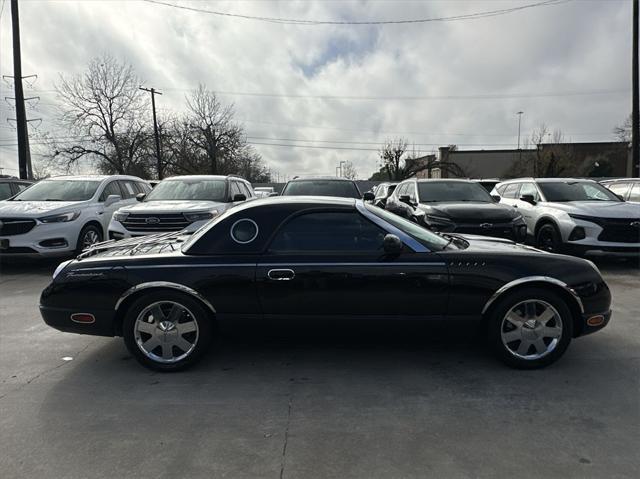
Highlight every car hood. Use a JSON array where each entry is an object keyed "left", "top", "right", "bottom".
[
  {"left": 544, "top": 201, "right": 640, "bottom": 219},
  {"left": 419, "top": 202, "right": 518, "bottom": 221},
  {"left": 454, "top": 234, "right": 546, "bottom": 254},
  {"left": 0, "top": 200, "right": 85, "bottom": 217},
  {"left": 118, "top": 200, "right": 224, "bottom": 214}
]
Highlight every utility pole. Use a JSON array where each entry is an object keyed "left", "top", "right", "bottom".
[
  {"left": 516, "top": 111, "right": 524, "bottom": 150},
  {"left": 140, "top": 86, "right": 163, "bottom": 179},
  {"left": 11, "top": 0, "right": 32, "bottom": 180},
  {"left": 339, "top": 160, "right": 346, "bottom": 177},
  {"left": 633, "top": 0, "right": 639, "bottom": 176}
]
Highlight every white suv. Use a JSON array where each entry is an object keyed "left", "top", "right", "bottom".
[
  {"left": 492, "top": 178, "right": 640, "bottom": 257},
  {"left": 108, "top": 175, "right": 255, "bottom": 239},
  {"left": 0, "top": 175, "right": 150, "bottom": 257}
]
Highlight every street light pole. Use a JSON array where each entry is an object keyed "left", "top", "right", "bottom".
[
  {"left": 516, "top": 111, "right": 524, "bottom": 150},
  {"left": 339, "top": 160, "right": 346, "bottom": 177}
]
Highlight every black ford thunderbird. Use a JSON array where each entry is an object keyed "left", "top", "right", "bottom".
[{"left": 40, "top": 197, "right": 611, "bottom": 371}]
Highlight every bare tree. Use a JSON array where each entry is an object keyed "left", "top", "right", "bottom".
[
  {"left": 53, "top": 54, "right": 152, "bottom": 176},
  {"left": 613, "top": 114, "right": 632, "bottom": 143},
  {"left": 341, "top": 161, "right": 358, "bottom": 180},
  {"left": 376, "top": 138, "right": 465, "bottom": 180}
]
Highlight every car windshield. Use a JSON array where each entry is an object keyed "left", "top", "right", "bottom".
[
  {"left": 12, "top": 180, "right": 100, "bottom": 201},
  {"left": 418, "top": 182, "right": 494, "bottom": 203},
  {"left": 538, "top": 181, "right": 621, "bottom": 202},
  {"left": 145, "top": 179, "right": 227, "bottom": 201},
  {"left": 365, "top": 203, "right": 452, "bottom": 251},
  {"left": 282, "top": 180, "right": 361, "bottom": 198}
]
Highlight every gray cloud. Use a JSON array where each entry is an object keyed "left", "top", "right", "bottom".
[{"left": 0, "top": 0, "right": 632, "bottom": 178}]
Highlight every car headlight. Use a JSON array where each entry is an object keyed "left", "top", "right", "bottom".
[
  {"left": 113, "top": 211, "right": 129, "bottom": 223},
  {"left": 425, "top": 214, "right": 454, "bottom": 225},
  {"left": 39, "top": 211, "right": 80, "bottom": 223},
  {"left": 568, "top": 214, "right": 599, "bottom": 224},
  {"left": 184, "top": 211, "right": 218, "bottom": 222}
]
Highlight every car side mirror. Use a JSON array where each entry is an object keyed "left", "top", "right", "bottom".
[
  {"left": 383, "top": 234, "right": 403, "bottom": 254},
  {"left": 136, "top": 193, "right": 146, "bottom": 202},
  {"left": 233, "top": 193, "right": 247, "bottom": 202},
  {"left": 491, "top": 194, "right": 501, "bottom": 202},
  {"left": 363, "top": 191, "right": 375, "bottom": 201},
  {"left": 104, "top": 194, "right": 121, "bottom": 207},
  {"left": 520, "top": 194, "right": 537, "bottom": 205},
  {"left": 400, "top": 194, "right": 412, "bottom": 205}
]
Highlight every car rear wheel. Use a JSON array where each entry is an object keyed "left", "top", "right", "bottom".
[
  {"left": 487, "top": 287, "right": 573, "bottom": 369},
  {"left": 76, "top": 224, "right": 102, "bottom": 254},
  {"left": 536, "top": 223, "right": 562, "bottom": 253},
  {"left": 122, "top": 291, "right": 213, "bottom": 371}
]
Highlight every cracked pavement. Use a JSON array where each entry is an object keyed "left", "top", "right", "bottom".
[{"left": 0, "top": 258, "right": 638, "bottom": 478}]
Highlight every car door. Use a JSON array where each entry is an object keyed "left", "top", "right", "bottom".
[
  {"left": 385, "top": 183, "right": 404, "bottom": 214},
  {"left": 97, "top": 181, "right": 127, "bottom": 231},
  {"left": 256, "top": 209, "right": 449, "bottom": 319},
  {"left": 514, "top": 182, "right": 541, "bottom": 233}
]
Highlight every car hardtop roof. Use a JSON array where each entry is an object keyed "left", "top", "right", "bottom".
[
  {"left": 162, "top": 174, "right": 247, "bottom": 182},
  {"left": 600, "top": 177, "right": 640, "bottom": 183},
  {"left": 498, "top": 177, "right": 600, "bottom": 186},
  {"left": 409, "top": 178, "right": 476, "bottom": 183},
  {"left": 47, "top": 174, "right": 143, "bottom": 182},
  {"left": 288, "top": 176, "right": 356, "bottom": 182}
]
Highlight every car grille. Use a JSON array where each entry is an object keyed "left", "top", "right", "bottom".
[
  {"left": 453, "top": 222, "right": 515, "bottom": 239},
  {"left": 0, "top": 218, "right": 36, "bottom": 236},
  {"left": 597, "top": 218, "right": 640, "bottom": 243},
  {"left": 121, "top": 213, "right": 191, "bottom": 233}
]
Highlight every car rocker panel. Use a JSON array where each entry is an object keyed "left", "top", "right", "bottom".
[{"left": 40, "top": 197, "right": 612, "bottom": 371}]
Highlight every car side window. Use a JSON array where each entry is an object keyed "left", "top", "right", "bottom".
[
  {"left": 240, "top": 182, "right": 253, "bottom": 198},
  {"left": 502, "top": 183, "right": 521, "bottom": 199},
  {"left": 269, "top": 212, "right": 386, "bottom": 253},
  {"left": 375, "top": 185, "right": 386, "bottom": 199},
  {"left": 607, "top": 182, "right": 630, "bottom": 198},
  {"left": 627, "top": 183, "right": 640, "bottom": 202},
  {"left": 407, "top": 183, "right": 417, "bottom": 201},
  {"left": 118, "top": 180, "right": 137, "bottom": 199},
  {"left": 99, "top": 181, "right": 122, "bottom": 201},
  {"left": 396, "top": 183, "right": 407, "bottom": 197},
  {"left": 519, "top": 182, "right": 540, "bottom": 201},
  {"left": 229, "top": 181, "right": 242, "bottom": 200},
  {"left": 16, "top": 182, "right": 31, "bottom": 192},
  {"left": 0, "top": 183, "right": 12, "bottom": 200}
]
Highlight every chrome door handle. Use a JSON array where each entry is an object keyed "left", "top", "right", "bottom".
[{"left": 267, "top": 269, "right": 295, "bottom": 281}]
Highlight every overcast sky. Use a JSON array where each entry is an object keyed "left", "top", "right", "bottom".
[{"left": 0, "top": 0, "right": 632, "bottom": 179}]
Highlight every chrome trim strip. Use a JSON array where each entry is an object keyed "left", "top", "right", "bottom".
[
  {"left": 356, "top": 201, "right": 429, "bottom": 253},
  {"left": 125, "top": 264, "right": 257, "bottom": 269},
  {"left": 258, "top": 262, "right": 446, "bottom": 267},
  {"left": 114, "top": 281, "right": 216, "bottom": 313},
  {"left": 481, "top": 276, "right": 585, "bottom": 315}
]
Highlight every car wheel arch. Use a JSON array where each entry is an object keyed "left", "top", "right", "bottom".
[
  {"left": 81, "top": 220, "right": 106, "bottom": 239},
  {"left": 534, "top": 217, "right": 561, "bottom": 236},
  {"left": 481, "top": 278, "right": 584, "bottom": 338},
  {"left": 113, "top": 283, "right": 217, "bottom": 336}
]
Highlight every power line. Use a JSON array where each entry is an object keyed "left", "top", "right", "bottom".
[
  {"left": 142, "top": 0, "right": 572, "bottom": 26},
  {"left": 161, "top": 87, "right": 626, "bottom": 101}
]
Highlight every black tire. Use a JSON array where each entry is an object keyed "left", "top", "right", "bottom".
[
  {"left": 487, "top": 287, "right": 573, "bottom": 369},
  {"left": 535, "top": 223, "right": 562, "bottom": 253},
  {"left": 76, "top": 224, "right": 103, "bottom": 254},
  {"left": 122, "top": 291, "right": 214, "bottom": 372}
]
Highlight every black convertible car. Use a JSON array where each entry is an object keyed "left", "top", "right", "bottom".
[{"left": 40, "top": 197, "right": 611, "bottom": 371}]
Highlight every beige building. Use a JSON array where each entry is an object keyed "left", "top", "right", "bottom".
[{"left": 421, "top": 142, "right": 631, "bottom": 179}]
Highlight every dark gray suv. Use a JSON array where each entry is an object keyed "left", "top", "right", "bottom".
[{"left": 0, "top": 176, "right": 33, "bottom": 201}]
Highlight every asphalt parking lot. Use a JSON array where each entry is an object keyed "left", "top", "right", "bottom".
[{"left": 0, "top": 258, "right": 638, "bottom": 479}]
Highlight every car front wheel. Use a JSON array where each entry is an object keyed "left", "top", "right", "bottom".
[
  {"left": 487, "top": 287, "right": 573, "bottom": 369},
  {"left": 536, "top": 223, "right": 562, "bottom": 253},
  {"left": 122, "top": 291, "right": 213, "bottom": 371},
  {"left": 76, "top": 224, "right": 103, "bottom": 254}
]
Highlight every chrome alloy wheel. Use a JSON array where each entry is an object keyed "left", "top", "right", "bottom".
[
  {"left": 134, "top": 301, "right": 200, "bottom": 364},
  {"left": 82, "top": 229, "right": 100, "bottom": 249},
  {"left": 500, "top": 299, "right": 563, "bottom": 360}
]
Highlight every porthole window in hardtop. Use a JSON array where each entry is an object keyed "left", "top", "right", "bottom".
[{"left": 230, "top": 219, "right": 259, "bottom": 244}]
